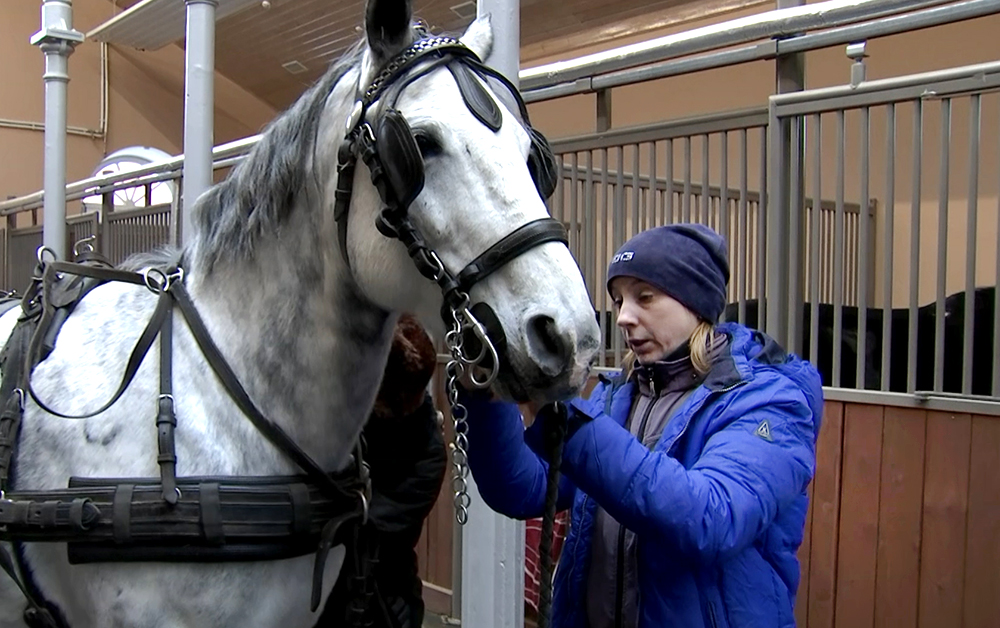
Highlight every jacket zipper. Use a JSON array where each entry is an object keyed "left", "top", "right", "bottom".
[{"left": 615, "top": 387, "right": 658, "bottom": 628}]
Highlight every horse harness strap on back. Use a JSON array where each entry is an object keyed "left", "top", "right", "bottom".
[{"left": 0, "top": 254, "right": 376, "bottom": 627}]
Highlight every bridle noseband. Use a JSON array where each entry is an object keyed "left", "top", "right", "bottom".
[{"left": 332, "top": 33, "right": 567, "bottom": 394}]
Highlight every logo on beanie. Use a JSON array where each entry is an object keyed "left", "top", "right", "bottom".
[{"left": 611, "top": 251, "right": 634, "bottom": 264}]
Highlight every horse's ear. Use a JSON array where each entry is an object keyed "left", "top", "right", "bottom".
[
  {"left": 365, "top": 0, "right": 413, "bottom": 61},
  {"left": 460, "top": 14, "right": 493, "bottom": 61}
]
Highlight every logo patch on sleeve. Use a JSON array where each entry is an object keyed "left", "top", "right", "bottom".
[{"left": 754, "top": 419, "right": 773, "bottom": 442}]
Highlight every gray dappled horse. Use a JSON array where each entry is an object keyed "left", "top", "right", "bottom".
[{"left": 0, "top": 0, "right": 600, "bottom": 625}]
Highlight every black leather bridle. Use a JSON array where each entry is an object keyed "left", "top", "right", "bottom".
[{"left": 333, "top": 33, "right": 569, "bottom": 388}]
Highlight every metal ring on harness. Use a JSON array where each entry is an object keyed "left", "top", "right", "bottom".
[
  {"left": 142, "top": 268, "right": 169, "bottom": 294},
  {"left": 36, "top": 247, "right": 57, "bottom": 266},
  {"left": 73, "top": 237, "right": 97, "bottom": 258}
]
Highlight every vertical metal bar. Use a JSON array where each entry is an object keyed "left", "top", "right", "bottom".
[
  {"left": 613, "top": 147, "right": 625, "bottom": 367},
  {"left": 934, "top": 99, "right": 951, "bottom": 392},
  {"left": 758, "top": 126, "right": 768, "bottom": 332},
  {"left": 665, "top": 139, "right": 674, "bottom": 222},
  {"left": 701, "top": 134, "right": 710, "bottom": 225},
  {"left": 552, "top": 155, "right": 564, "bottom": 224},
  {"left": 631, "top": 144, "right": 641, "bottom": 239},
  {"left": 585, "top": 151, "right": 595, "bottom": 299},
  {"left": 856, "top": 106, "right": 871, "bottom": 389},
  {"left": 614, "top": 147, "right": 625, "bottom": 250},
  {"left": 647, "top": 142, "right": 657, "bottom": 231},
  {"left": 600, "top": 148, "right": 610, "bottom": 366},
  {"left": 569, "top": 153, "right": 579, "bottom": 255},
  {"left": 963, "top": 94, "right": 980, "bottom": 395},
  {"left": 596, "top": 89, "right": 612, "bottom": 133},
  {"left": 881, "top": 105, "right": 896, "bottom": 391},
  {"left": 787, "top": 117, "right": 804, "bottom": 354},
  {"left": 810, "top": 114, "right": 821, "bottom": 368},
  {"left": 720, "top": 131, "right": 730, "bottom": 305},
  {"left": 181, "top": 0, "right": 219, "bottom": 245},
  {"left": 739, "top": 129, "right": 748, "bottom": 325},
  {"left": 995, "top": 100, "right": 1000, "bottom": 396},
  {"left": 908, "top": 100, "right": 922, "bottom": 393},
  {"left": 832, "top": 110, "right": 846, "bottom": 388},
  {"left": 683, "top": 137, "right": 692, "bottom": 222}
]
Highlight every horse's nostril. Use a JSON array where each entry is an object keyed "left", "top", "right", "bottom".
[{"left": 526, "top": 314, "right": 571, "bottom": 376}]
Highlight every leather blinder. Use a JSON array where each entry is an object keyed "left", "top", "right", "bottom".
[{"left": 375, "top": 110, "right": 425, "bottom": 209}]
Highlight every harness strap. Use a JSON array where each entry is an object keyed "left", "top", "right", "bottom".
[
  {"left": 456, "top": 218, "right": 568, "bottom": 293},
  {"left": 156, "top": 302, "right": 179, "bottom": 505},
  {"left": 24, "top": 288, "right": 172, "bottom": 421},
  {"left": 0, "top": 543, "right": 62, "bottom": 628},
  {"left": 168, "top": 282, "right": 360, "bottom": 505}
]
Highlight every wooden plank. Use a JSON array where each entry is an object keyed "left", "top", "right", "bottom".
[
  {"left": 962, "top": 416, "right": 1000, "bottom": 628},
  {"left": 834, "top": 404, "right": 884, "bottom": 628},
  {"left": 874, "top": 407, "right": 927, "bottom": 628},
  {"left": 795, "top": 473, "right": 816, "bottom": 628},
  {"left": 808, "top": 401, "right": 846, "bottom": 628},
  {"left": 917, "top": 412, "right": 972, "bottom": 628}
]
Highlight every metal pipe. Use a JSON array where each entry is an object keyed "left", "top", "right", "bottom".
[
  {"left": 881, "top": 104, "right": 895, "bottom": 391},
  {"left": 963, "top": 94, "right": 980, "bottom": 395},
  {"left": 738, "top": 129, "right": 748, "bottom": 325},
  {"left": 522, "top": 0, "right": 1000, "bottom": 104},
  {"left": 908, "top": 100, "right": 923, "bottom": 393},
  {"left": 462, "top": 0, "right": 525, "bottom": 624},
  {"left": 181, "top": 0, "right": 219, "bottom": 244},
  {"left": 810, "top": 114, "right": 821, "bottom": 368},
  {"left": 934, "top": 99, "right": 951, "bottom": 392},
  {"left": 832, "top": 110, "right": 845, "bottom": 388},
  {"left": 857, "top": 106, "right": 871, "bottom": 389},
  {"left": 519, "top": 0, "right": 957, "bottom": 91},
  {"left": 30, "top": 0, "right": 85, "bottom": 260}
]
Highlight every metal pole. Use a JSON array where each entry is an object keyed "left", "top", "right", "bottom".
[
  {"left": 766, "top": 0, "right": 806, "bottom": 349},
  {"left": 181, "top": 0, "right": 218, "bottom": 245},
  {"left": 31, "top": 0, "right": 84, "bottom": 260},
  {"left": 459, "top": 3, "right": 525, "bottom": 627}
]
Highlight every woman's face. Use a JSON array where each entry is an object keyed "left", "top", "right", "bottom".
[{"left": 610, "top": 277, "right": 700, "bottom": 364}]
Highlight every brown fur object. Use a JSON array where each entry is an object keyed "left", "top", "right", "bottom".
[{"left": 371, "top": 313, "right": 438, "bottom": 419}]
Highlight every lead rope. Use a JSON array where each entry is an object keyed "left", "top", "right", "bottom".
[{"left": 537, "top": 402, "right": 567, "bottom": 628}]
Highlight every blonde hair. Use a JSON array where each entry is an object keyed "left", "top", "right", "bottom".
[{"left": 621, "top": 320, "right": 716, "bottom": 379}]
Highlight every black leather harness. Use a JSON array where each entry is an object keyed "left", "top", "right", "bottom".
[
  {"left": 0, "top": 30, "right": 572, "bottom": 628},
  {"left": 0, "top": 254, "right": 375, "bottom": 628}
]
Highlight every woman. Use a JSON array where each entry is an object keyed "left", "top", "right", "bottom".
[{"left": 462, "top": 224, "right": 823, "bottom": 628}]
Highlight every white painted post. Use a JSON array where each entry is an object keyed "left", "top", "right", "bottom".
[{"left": 458, "top": 1, "right": 525, "bottom": 627}]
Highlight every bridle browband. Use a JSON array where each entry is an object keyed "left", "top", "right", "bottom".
[{"left": 333, "top": 33, "right": 569, "bottom": 391}]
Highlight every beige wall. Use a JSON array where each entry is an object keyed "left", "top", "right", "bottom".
[{"left": 0, "top": 0, "right": 276, "bottom": 214}]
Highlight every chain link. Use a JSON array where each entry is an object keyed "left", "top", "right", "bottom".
[{"left": 446, "top": 316, "right": 472, "bottom": 525}]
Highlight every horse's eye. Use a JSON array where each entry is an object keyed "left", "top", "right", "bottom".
[{"left": 413, "top": 131, "right": 442, "bottom": 158}]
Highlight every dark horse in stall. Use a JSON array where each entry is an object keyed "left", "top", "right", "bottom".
[{"left": 723, "top": 287, "right": 998, "bottom": 395}]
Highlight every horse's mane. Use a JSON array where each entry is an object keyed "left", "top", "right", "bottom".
[{"left": 181, "top": 40, "right": 367, "bottom": 272}]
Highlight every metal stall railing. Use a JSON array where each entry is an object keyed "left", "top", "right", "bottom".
[
  {"left": 771, "top": 60, "right": 1000, "bottom": 396},
  {"left": 547, "top": 109, "right": 873, "bottom": 368}
]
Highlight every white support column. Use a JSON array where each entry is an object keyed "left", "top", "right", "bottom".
[
  {"left": 31, "top": 0, "right": 84, "bottom": 260},
  {"left": 458, "top": 1, "right": 525, "bottom": 627},
  {"left": 181, "top": 0, "right": 218, "bottom": 244}
]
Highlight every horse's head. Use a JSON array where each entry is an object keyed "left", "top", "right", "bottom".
[{"left": 322, "top": 0, "right": 600, "bottom": 402}]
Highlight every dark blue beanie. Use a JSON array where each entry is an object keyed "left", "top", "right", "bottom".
[{"left": 606, "top": 223, "right": 730, "bottom": 322}]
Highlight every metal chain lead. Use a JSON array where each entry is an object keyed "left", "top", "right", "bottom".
[
  {"left": 443, "top": 298, "right": 503, "bottom": 525},
  {"left": 446, "top": 315, "right": 472, "bottom": 525}
]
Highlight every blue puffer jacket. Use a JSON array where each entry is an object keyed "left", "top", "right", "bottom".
[{"left": 463, "top": 323, "right": 824, "bottom": 628}]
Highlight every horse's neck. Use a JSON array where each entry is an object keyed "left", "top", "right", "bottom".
[{"left": 184, "top": 217, "right": 394, "bottom": 472}]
